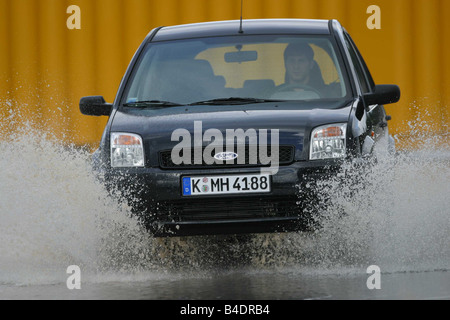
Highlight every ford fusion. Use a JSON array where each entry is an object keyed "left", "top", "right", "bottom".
[{"left": 80, "top": 19, "right": 400, "bottom": 237}]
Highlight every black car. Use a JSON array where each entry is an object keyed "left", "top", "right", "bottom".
[{"left": 80, "top": 19, "right": 400, "bottom": 237}]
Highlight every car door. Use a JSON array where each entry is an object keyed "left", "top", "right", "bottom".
[{"left": 343, "top": 30, "right": 391, "bottom": 156}]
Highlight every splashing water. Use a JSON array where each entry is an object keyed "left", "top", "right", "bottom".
[
  {"left": 250, "top": 111, "right": 450, "bottom": 274},
  {"left": 0, "top": 101, "right": 449, "bottom": 287},
  {"left": 302, "top": 147, "right": 449, "bottom": 273},
  {"left": 0, "top": 104, "right": 161, "bottom": 286}
]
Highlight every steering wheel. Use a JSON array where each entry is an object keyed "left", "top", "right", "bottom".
[{"left": 271, "top": 84, "right": 322, "bottom": 98}]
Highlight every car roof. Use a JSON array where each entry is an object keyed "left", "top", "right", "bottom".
[{"left": 151, "top": 19, "right": 332, "bottom": 42}]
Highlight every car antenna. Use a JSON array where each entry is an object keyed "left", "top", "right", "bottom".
[{"left": 238, "top": 0, "right": 244, "bottom": 33}]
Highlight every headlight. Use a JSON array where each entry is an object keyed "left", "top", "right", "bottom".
[
  {"left": 310, "top": 123, "right": 347, "bottom": 160},
  {"left": 110, "top": 132, "right": 145, "bottom": 167}
]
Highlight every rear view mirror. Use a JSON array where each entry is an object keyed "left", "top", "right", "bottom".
[
  {"left": 224, "top": 50, "right": 258, "bottom": 63},
  {"left": 364, "top": 84, "right": 400, "bottom": 106},
  {"left": 79, "top": 96, "right": 112, "bottom": 116}
]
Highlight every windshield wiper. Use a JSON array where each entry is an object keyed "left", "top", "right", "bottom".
[
  {"left": 188, "top": 97, "right": 282, "bottom": 106},
  {"left": 123, "top": 100, "right": 183, "bottom": 107}
]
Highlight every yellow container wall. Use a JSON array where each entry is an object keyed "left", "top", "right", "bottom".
[{"left": 0, "top": 0, "right": 448, "bottom": 147}]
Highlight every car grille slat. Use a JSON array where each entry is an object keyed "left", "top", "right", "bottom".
[
  {"left": 159, "top": 145, "right": 295, "bottom": 169},
  {"left": 155, "top": 196, "right": 303, "bottom": 221}
]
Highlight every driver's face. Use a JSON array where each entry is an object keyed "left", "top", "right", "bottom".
[{"left": 285, "top": 54, "right": 313, "bottom": 84}]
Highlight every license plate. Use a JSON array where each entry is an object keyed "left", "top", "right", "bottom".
[{"left": 182, "top": 173, "right": 271, "bottom": 196}]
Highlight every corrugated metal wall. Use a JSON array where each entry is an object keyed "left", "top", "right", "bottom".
[{"left": 0, "top": 0, "right": 448, "bottom": 147}]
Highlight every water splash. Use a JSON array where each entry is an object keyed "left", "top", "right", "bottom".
[
  {"left": 0, "top": 100, "right": 449, "bottom": 286},
  {"left": 0, "top": 104, "right": 161, "bottom": 285},
  {"left": 244, "top": 110, "right": 450, "bottom": 274},
  {"left": 157, "top": 109, "right": 450, "bottom": 275}
]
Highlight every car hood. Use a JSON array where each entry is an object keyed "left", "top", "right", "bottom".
[{"left": 110, "top": 99, "right": 353, "bottom": 162}]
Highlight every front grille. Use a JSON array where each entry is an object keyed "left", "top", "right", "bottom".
[
  {"left": 154, "top": 196, "right": 303, "bottom": 222},
  {"left": 159, "top": 145, "right": 295, "bottom": 169}
]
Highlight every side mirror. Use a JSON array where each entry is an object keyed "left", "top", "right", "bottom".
[
  {"left": 363, "top": 84, "right": 400, "bottom": 106},
  {"left": 79, "top": 96, "right": 112, "bottom": 116}
]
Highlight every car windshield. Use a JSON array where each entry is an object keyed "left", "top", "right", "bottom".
[{"left": 123, "top": 35, "right": 351, "bottom": 106}]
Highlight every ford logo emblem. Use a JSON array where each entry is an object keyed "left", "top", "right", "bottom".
[{"left": 214, "top": 152, "right": 238, "bottom": 161}]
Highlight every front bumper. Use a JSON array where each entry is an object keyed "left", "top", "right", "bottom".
[{"left": 103, "top": 160, "right": 341, "bottom": 237}]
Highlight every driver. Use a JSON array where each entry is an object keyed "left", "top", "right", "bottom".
[{"left": 276, "top": 43, "right": 326, "bottom": 95}]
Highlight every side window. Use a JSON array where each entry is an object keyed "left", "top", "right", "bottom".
[
  {"left": 345, "top": 32, "right": 375, "bottom": 89},
  {"left": 343, "top": 33, "right": 371, "bottom": 94}
]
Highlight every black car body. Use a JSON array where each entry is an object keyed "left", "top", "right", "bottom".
[{"left": 80, "top": 19, "right": 400, "bottom": 237}]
